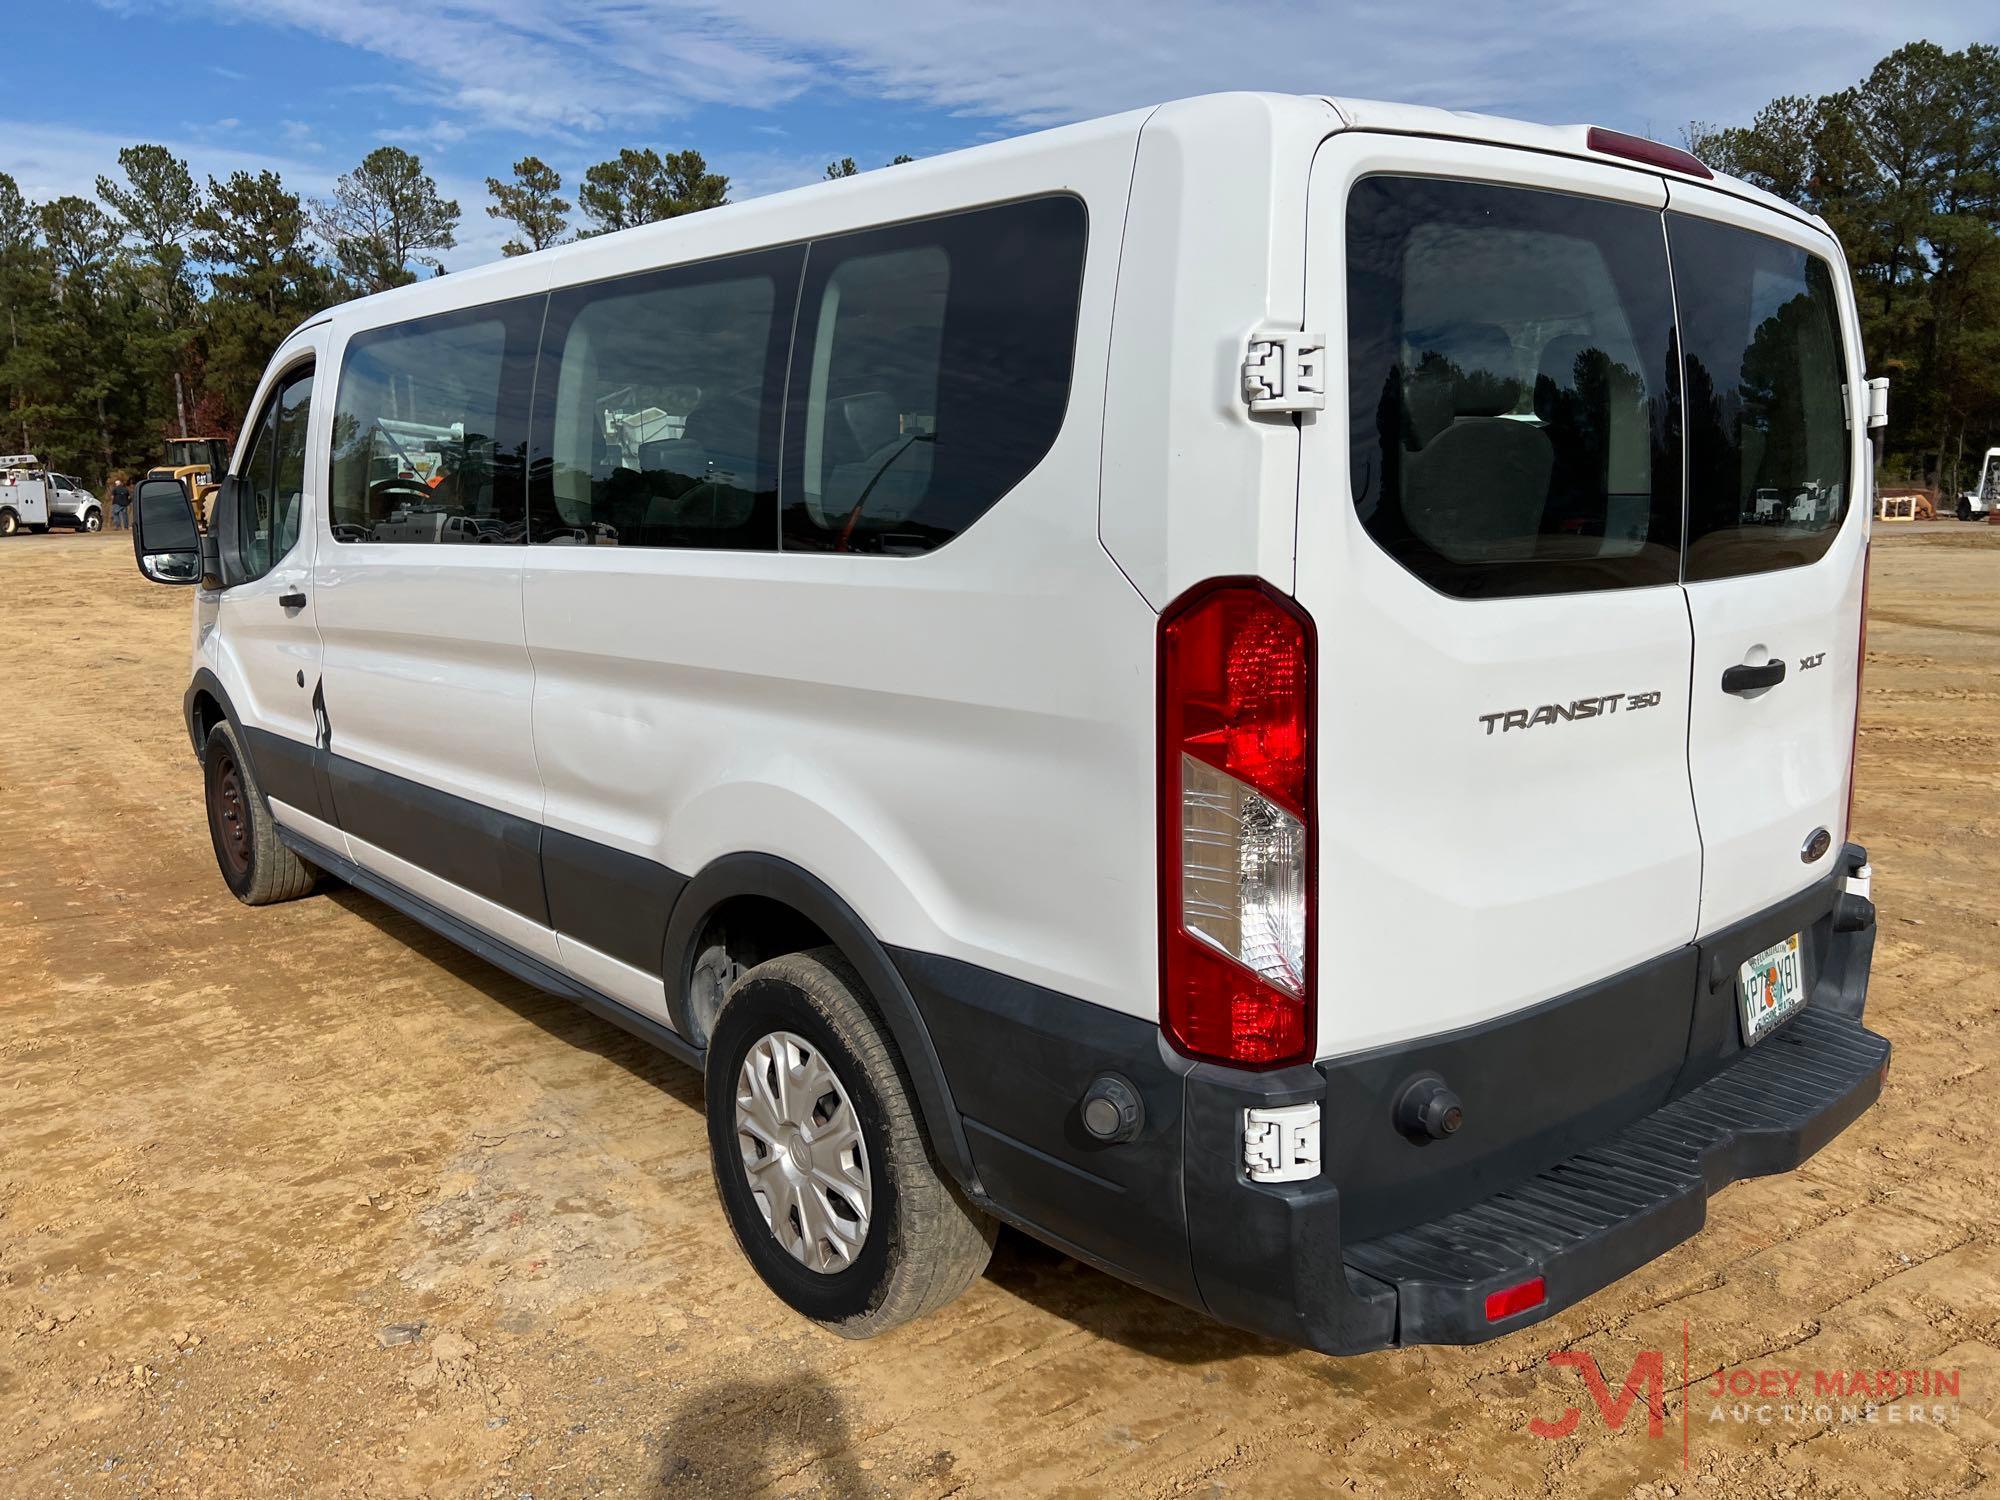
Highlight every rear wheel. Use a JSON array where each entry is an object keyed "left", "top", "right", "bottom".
[
  {"left": 0, "top": 509, "right": 16, "bottom": 537},
  {"left": 705, "top": 948, "right": 994, "bottom": 1337},
  {"left": 1961, "top": 499, "right": 1974, "bottom": 523},
  {"left": 202, "top": 720, "right": 317, "bottom": 905}
]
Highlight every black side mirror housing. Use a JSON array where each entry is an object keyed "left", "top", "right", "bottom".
[
  {"left": 210, "top": 473, "right": 250, "bottom": 590},
  {"left": 130, "top": 477, "right": 202, "bottom": 585}
]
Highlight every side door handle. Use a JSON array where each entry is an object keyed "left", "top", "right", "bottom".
[
  {"left": 278, "top": 589, "right": 307, "bottom": 611},
  {"left": 1721, "top": 660, "right": 1786, "bottom": 695}
]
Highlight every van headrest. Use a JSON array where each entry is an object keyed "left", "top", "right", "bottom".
[
  {"left": 1407, "top": 322, "right": 1521, "bottom": 419},
  {"left": 1535, "top": 336, "right": 1600, "bottom": 393},
  {"left": 836, "top": 391, "right": 902, "bottom": 457},
  {"left": 637, "top": 438, "right": 707, "bottom": 484}
]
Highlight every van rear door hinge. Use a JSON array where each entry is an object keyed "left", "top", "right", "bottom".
[
  {"left": 1243, "top": 331, "right": 1326, "bottom": 415},
  {"left": 1244, "top": 1102, "right": 1321, "bottom": 1183}
]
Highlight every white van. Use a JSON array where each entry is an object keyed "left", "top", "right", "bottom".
[{"left": 130, "top": 93, "right": 1889, "bottom": 1354}]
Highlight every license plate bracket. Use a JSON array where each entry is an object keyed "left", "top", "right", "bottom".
[{"left": 1738, "top": 932, "right": 1806, "bottom": 1045}]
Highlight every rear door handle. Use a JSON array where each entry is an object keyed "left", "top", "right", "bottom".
[
  {"left": 278, "top": 590, "right": 307, "bottom": 611},
  {"left": 1721, "top": 660, "right": 1786, "bottom": 695}
]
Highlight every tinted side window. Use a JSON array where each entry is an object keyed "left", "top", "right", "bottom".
[
  {"left": 270, "top": 370, "right": 313, "bottom": 563},
  {"left": 1670, "top": 215, "right": 1850, "bottom": 582},
  {"left": 1347, "top": 177, "right": 1682, "bottom": 599},
  {"left": 235, "top": 391, "right": 280, "bottom": 579},
  {"left": 781, "top": 195, "right": 1087, "bottom": 555},
  {"left": 329, "top": 299, "right": 540, "bottom": 544},
  {"left": 533, "top": 246, "right": 801, "bottom": 549}
]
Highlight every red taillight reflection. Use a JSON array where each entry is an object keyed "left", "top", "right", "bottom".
[
  {"left": 1586, "top": 126, "right": 1714, "bottom": 180},
  {"left": 1484, "top": 1276, "right": 1547, "bottom": 1322},
  {"left": 1163, "top": 582, "right": 1311, "bottom": 816},
  {"left": 1159, "top": 580, "right": 1315, "bottom": 1069}
]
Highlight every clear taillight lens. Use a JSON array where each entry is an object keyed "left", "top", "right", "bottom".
[
  {"left": 1180, "top": 754, "right": 1307, "bottom": 994},
  {"left": 1159, "top": 581, "right": 1314, "bottom": 1068}
]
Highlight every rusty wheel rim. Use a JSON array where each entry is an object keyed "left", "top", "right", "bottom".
[{"left": 210, "top": 749, "right": 252, "bottom": 881}]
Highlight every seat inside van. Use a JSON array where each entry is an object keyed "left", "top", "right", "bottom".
[{"left": 1400, "top": 321, "right": 1553, "bottom": 562}]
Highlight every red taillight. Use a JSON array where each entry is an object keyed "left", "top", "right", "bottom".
[
  {"left": 1585, "top": 126, "right": 1714, "bottom": 180},
  {"left": 1159, "top": 580, "right": 1315, "bottom": 1068},
  {"left": 1845, "top": 544, "right": 1870, "bottom": 839},
  {"left": 1484, "top": 1276, "right": 1547, "bottom": 1322}
]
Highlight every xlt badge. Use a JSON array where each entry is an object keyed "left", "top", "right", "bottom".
[{"left": 1479, "top": 690, "right": 1663, "bottom": 736}]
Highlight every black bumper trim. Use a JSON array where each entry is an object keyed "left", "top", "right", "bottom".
[{"left": 1343, "top": 1007, "right": 1889, "bottom": 1345}]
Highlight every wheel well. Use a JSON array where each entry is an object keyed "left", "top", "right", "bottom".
[
  {"left": 188, "top": 690, "right": 226, "bottom": 761},
  {"left": 680, "top": 894, "right": 832, "bottom": 1048}
]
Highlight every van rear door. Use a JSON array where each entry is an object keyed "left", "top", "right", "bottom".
[
  {"left": 1298, "top": 134, "right": 1704, "bottom": 1056},
  {"left": 1665, "top": 185, "right": 1868, "bottom": 933}
]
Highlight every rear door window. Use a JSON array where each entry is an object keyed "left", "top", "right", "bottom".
[
  {"left": 1669, "top": 214, "right": 1850, "bottom": 582},
  {"left": 1346, "top": 177, "right": 1682, "bottom": 599}
]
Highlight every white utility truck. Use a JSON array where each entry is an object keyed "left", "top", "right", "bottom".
[{"left": 0, "top": 456, "right": 54, "bottom": 535}]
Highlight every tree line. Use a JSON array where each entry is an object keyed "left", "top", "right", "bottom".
[
  {"left": 1687, "top": 40, "right": 2000, "bottom": 496},
  {"left": 16, "top": 36, "right": 1988, "bottom": 499},
  {"left": 0, "top": 142, "right": 908, "bottom": 489}
]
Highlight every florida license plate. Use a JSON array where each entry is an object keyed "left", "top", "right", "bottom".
[{"left": 1738, "top": 932, "right": 1806, "bottom": 1045}]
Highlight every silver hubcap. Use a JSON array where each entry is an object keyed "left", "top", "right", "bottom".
[{"left": 734, "top": 1031, "right": 872, "bottom": 1273}]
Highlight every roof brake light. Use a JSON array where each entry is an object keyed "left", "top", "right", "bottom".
[{"left": 1585, "top": 126, "right": 1714, "bottom": 180}]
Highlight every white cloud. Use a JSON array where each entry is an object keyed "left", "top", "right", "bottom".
[
  {"left": 141, "top": 0, "right": 2000, "bottom": 140},
  {"left": 0, "top": 121, "right": 338, "bottom": 209}
]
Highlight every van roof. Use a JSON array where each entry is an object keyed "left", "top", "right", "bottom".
[
  {"left": 1324, "top": 95, "right": 1824, "bottom": 231},
  {"left": 309, "top": 90, "right": 1826, "bottom": 341}
]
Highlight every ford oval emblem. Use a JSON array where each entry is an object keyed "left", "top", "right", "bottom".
[{"left": 1801, "top": 827, "right": 1832, "bottom": 863}]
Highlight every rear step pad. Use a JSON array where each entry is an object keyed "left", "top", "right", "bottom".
[{"left": 1343, "top": 1007, "right": 1890, "bottom": 1345}]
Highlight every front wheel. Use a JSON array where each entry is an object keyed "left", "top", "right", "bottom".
[
  {"left": 82, "top": 508, "right": 102, "bottom": 532},
  {"left": 705, "top": 948, "right": 995, "bottom": 1338},
  {"left": 202, "top": 720, "right": 317, "bottom": 905}
]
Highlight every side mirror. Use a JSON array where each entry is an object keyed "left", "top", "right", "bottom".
[{"left": 131, "top": 478, "right": 201, "bottom": 585}]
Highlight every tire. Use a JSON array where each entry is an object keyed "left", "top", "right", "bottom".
[
  {"left": 0, "top": 508, "right": 15, "bottom": 537},
  {"left": 1961, "top": 500, "right": 1974, "bottom": 523},
  {"left": 27, "top": 522, "right": 47, "bottom": 534},
  {"left": 705, "top": 947, "right": 995, "bottom": 1338},
  {"left": 83, "top": 508, "right": 102, "bottom": 532},
  {"left": 202, "top": 720, "right": 317, "bottom": 905}
]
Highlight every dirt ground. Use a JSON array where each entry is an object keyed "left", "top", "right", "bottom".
[{"left": 2, "top": 526, "right": 1997, "bottom": 1500}]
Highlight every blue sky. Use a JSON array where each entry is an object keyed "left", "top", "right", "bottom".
[{"left": 6, "top": 2, "right": 1993, "bottom": 268}]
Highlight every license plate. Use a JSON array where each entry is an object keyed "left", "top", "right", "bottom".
[{"left": 1738, "top": 932, "right": 1806, "bottom": 1044}]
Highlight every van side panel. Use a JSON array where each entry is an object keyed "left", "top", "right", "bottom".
[
  {"left": 1098, "top": 93, "right": 1340, "bottom": 609},
  {"left": 522, "top": 122, "right": 1165, "bottom": 1023}
]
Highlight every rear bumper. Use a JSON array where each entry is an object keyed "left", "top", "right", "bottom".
[
  {"left": 1234, "top": 1006, "right": 1886, "bottom": 1351},
  {"left": 897, "top": 846, "right": 1884, "bottom": 1355}
]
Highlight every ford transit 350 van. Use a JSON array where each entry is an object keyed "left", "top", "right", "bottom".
[{"left": 131, "top": 93, "right": 1889, "bottom": 1354}]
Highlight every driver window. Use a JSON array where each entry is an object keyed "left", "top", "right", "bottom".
[{"left": 236, "top": 365, "right": 313, "bottom": 581}]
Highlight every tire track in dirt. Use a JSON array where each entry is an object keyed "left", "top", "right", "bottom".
[{"left": 1, "top": 530, "right": 1996, "bottom": 1498}]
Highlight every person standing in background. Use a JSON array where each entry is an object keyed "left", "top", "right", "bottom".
[{"left": 110, "top": 475, "right": 131, "bottom": 531}]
